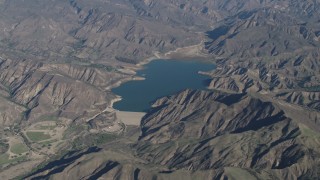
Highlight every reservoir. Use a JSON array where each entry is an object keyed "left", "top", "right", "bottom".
[{"left": 112, "top": 59, "right": 215, "bottom": 112}]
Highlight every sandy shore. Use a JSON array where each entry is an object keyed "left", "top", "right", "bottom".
[
  {"left": 136, "top": 42, "right": 211, "bottom": 67},
  {"left": 116, "top": 111, "right": 146, "bottom": 126},
  {"left": 163, "top": 41, "right": 210, "bottom": 60}
]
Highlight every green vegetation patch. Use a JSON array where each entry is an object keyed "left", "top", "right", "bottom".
[
  {"left": 0, "top": 153, "right": 9, "bottom": 165},
  {"left": 26, "top": 131, "right": 51, "bottom": 142},
  {"left": 63, "top": 124, "right": 86, "bottom": 140},
  {"left": 299, "top": 124, "right": 320, "bottom": 138},
  {"left": 39, "top": 139, "right": 57, "bottom": 146},
  {"left": 37, "top": 115, "right": 59, "bottom": 122},
  {"left": 10, "top": 143, "right": 29, "bottom": 154},
  {"left": 92, "top": 133, "right": 118, "bottom": 145},
  {"left": 224, "top": 167, "right": 257, "bottom": 180},
  {"left": 0, "top": 140, "right": 9, "bottom": 154},
  {"left": 71, "top": 132, "right": 119, "bottom": 149},
  {"left": 0, "top": 153, "right": 27, "bottom": 166}
]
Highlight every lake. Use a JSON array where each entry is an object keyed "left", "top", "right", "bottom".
[{"left": 112, "top": 59, "right": 215, "bottom": 112}]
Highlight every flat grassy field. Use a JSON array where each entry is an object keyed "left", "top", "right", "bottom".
[
  {"left": 26, "top": 132, "right": 51, "bottom": 142},
  {"left": 10, "top": 143, "right": 29, "bottom": 154}
]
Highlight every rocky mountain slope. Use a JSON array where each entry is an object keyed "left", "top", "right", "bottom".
[
  {"left": 135, "top": 90, "right": 320, "bottom": 179},
  {"left": 0, "top": 57, "right": 127, "bottom": 125},
  {"left": 0, "top": 0, "right": 213, "bottom": 63},
  {"left": 27, "top": 90, "right": 320, "bottom": 179},
  {"left": 204, "top": 0, "right": 320, "bottom": 111}
]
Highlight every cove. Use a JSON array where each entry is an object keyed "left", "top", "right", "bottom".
[{"left": 112, "top": 59, "right": 215, "bottom": 112}]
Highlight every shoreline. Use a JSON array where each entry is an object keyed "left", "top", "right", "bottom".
[
  {"left": 114, "top": 41, "right": 214, "bottom": 91},
  {"left": 108, "top": 42, "right": 210, "bottom": 102},
  {"left": 107, "top": 42, "right": 214, "bottom": 126}
]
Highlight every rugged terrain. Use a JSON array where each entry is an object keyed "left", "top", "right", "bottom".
[
  {"left": 0, "top": 0, "right": 319, "bottom": 179},
  {"left": 204, "top": 2, "right": 320, "bottom": 111},
  {"left": 26, "top": 90, "right": 320, "bottom": 179}
]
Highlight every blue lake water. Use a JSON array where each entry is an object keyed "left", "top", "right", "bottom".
[{"left": 112, "top": 59, "right": 215, "bottom": 112}]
